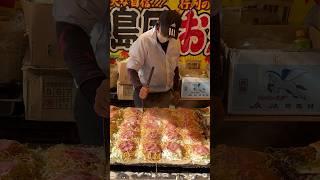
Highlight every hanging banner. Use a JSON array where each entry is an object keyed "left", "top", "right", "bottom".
[{"left": 110, "top": 0, "right": 211, "bottom": 70}]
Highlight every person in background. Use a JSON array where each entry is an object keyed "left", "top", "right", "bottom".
[
  {"left": 53, "top": 0, "right": 108, "bottom": 145},
  {"left": 127, "top": 10, "right": 182, "bottom": 108}
]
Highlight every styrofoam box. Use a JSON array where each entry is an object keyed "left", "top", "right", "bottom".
[
  {"left": 117, "top": 60, "right": 131, "bottom": 85},
  {"left": 117, "top": 81, "right": 134, "bottom": 100},
  {"left": 181, "top": 77, "right": 210, "bottom": 100},
  {"left": 228, "top": 49, "right": 320, "bottom": 115},
  {"left": 22, "top": 66, "right": 75, "bottom": 122}
]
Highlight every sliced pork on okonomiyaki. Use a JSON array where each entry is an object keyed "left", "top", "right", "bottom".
[
  {"left": 0, "top": 140, "right": 27, "bottom": 159},
  {"left": 110, "top": 107, "right": 211, "bottom": 165},
  {"left": 138, "top": 109, "right": 163, "bottom": 161},
  {"left": 111, "top": 108, "right": 142, "bottom": 161},
  {"left": 0, "top": 139, "right": 41, "bottom": 179}
]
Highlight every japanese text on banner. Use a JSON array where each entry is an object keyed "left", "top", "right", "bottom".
[{"left": 110, "top": 0, "right": 211, "bottom": 69}]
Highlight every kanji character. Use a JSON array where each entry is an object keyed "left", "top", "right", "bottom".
[
  {"left": 179, "top": 0, "right": 192, "bottom": 10},
  {"left": 179, "top": 9, "right": 209, "bottom": 55},
  {"left": 193, "top": 0, "right": 210, "bottom": 10},
  {"left": 193, "top": 0, "right": 202, "bottom": 10},
  {"left": 151, "top": 0, "right": 167, "bottom": 7},
  {"left": 130, "top": 0, "right": 140, "bottom": 7},
  {"left": 141, "top": 9, "right": 165, "bottom": 32},
  {"left": 200, "top": 0, "right": 210, "bottom": 10},
  {"left": 111, "top": 8, "right": 141, "bottom": 51},
  {"left": 110, "top": 0, "right": 120, "bottom": 7},
  {"left": 120, "top": 0, "right": 129, "bottom": 6},
  {"left": 140, "top": 0, "right": 151, "bottom": 8}
]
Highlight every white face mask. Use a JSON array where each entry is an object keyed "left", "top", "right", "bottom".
[{"left": 157, "top": 31, "right": 169, "bottom": 43}]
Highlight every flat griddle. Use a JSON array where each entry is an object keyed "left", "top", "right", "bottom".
[
  {"left": 110, "top": 163, "right": 210, "bottom": 173},
  {"left": 109, "top": 108, "right": 211, "bottom": 173}
]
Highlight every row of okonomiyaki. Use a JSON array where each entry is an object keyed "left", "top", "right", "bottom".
[
  {"left": 0, "top": 139, "right": 105, "bottom": 180},
  {"left": 110, "top": 106, "right": 210, "bottom": 165}
]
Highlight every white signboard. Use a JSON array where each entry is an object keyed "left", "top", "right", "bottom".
[{"left": 181, "top": 77, "right": 210, "bottom": 100}]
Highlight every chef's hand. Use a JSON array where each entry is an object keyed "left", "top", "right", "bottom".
[
  {"left": 139, "top": 86, "right": 149, "bottom": 100},
  {"left": 94, "top": 79, "right": 108, "bottom": 118}
]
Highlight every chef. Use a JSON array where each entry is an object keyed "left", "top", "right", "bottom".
[
  {"left": 127, "top": 10, "right": 182, "bottom": 108},
  {"left": 53, "top": 0, "right": 108, "bottom": 145}
]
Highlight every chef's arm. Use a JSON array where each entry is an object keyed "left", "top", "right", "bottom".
[
  {"left": 56, "top": 22, "right": 106, "bottom": 104},
  {"left": 128, "top": 68, "right": 143, "bottom": 91},
  {"left": 173, "top": 67, "right": 180, "bottom": 91}
]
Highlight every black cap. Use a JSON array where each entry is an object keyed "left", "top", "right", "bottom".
[{"left": 158, "top": 10, "right": 182, "bottom": 39}]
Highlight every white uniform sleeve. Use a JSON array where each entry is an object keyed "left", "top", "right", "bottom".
[
  {"left": 53, "top": 0, "right": 105, "bottom": 34},
  {"left": 127, "top": 38, "right": 147, "bottom": 71}
]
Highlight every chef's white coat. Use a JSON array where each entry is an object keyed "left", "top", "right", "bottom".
[{"left": 127, "top": 27, "right": 181, "bottom": 93}]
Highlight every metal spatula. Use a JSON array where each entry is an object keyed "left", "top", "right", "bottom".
[{"left": 141, "top": 66, "right": 155, "bottom": 112}]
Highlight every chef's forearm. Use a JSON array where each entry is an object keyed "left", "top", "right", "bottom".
[
  {"left": 173, "top": 67, "right": 180, "bottom": 91},
  {"left": 128, "top": 68, "right": 143, "bottom": 89},
  {"left": 56, "top": 21, "right": 106, "bottom": 103}
]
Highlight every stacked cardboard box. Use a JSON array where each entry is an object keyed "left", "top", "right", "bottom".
[
  {"left": 179, "top": 59, "right": 210, "bottom": 100},
  {"left": 227, "top": 50, "right": 320, "bottom": 115},
  {"left": 224, "top": 25, "right": 320, "bottom": 115},
  {"left": 179, "top": 59, "right": 208, "bottom": 78},
  {"left": 309, "top": 26, "right": 320, "bottom": 50},
  {"left": 117, "top": 60, "right": 134, "bottom": 100},
  {"left": 22, "top": 0, "right": 64, "bottom": 67},
  {"left": 22, "top": 65, "right": 74, "bottom": 122},
  {"left": 0, "top": 0, "right": 26, "bottom": 83},
  {"left": 21, "top": 0, "right": 74, "bottom": 121},
  {"left": 181, "top": 77, "right": 210, "bottom": 100}
]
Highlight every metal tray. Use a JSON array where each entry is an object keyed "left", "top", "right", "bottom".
[{"left": 110, "top": 163, "right": 210, "bottom": 173}]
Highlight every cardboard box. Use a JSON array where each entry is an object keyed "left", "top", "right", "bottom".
[
  {"left": 223, "top": 25, "right": 299, "bottom": 49},
  {"left": 222, "top": 7, "right": 242, "bottom": 25},
  {"left": 0, "top": 19, "right": 26, "bottom": 83},
  {"left": 117, "top": 60, "right": 131, "bottom": 85},
  {"left": 23, "top": 66, "right": 75, "bottom": 121},
  {"left": 222, "top": 0, "right": 294, "bottom": 25},
  {"left": 184, "top": 59, "right": 201, "bottom": 70},
  {"left": 117, "top": 81, "right": 133, "bottom": 100},
  {"left": 181, "top": 77, "right": 210, "bottom": 100},
  {"left": 179, "top": 59, "right": 208, "bottom": 77},
  {"left": 228, "top": 49, "right": 320, "bottom": 115},
  {"left": 309, "top": 26, "right": 320, "bottom": 50},
  {"left": 110, "top": 63, "right": 118, "bottom": 89},
  {"left": 22, "top": 0, "right": 65, "bottom": 67}
]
